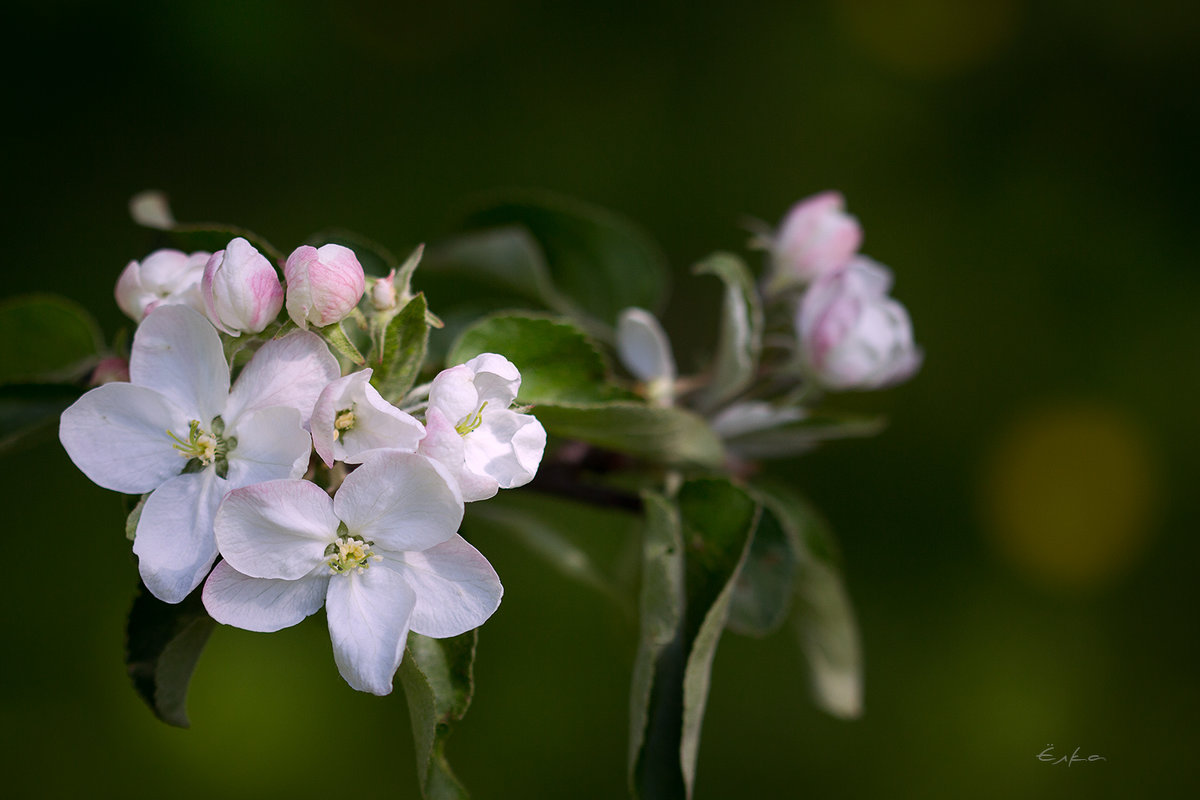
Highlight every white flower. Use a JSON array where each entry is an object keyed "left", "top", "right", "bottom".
[
  {"left": 59, "top": 305, "right": 339, "bottom": 602},
  {"left": 115, "top": 249, "right": 210, "bottom": 322},
  {"left": 418, "top": 353, "right": 547, "bottom": 502},
  {"left": 311, "top": 368, "right": 425, "bottom": 466},
  {"left": 202, "top": 452, "right": 502, "bottom": 696},
  {"left": 794, "top": 257, "right": 921, "bottom": 391},
  {"left": 616, "top": 307, "right": 676, "bottom": 406}
]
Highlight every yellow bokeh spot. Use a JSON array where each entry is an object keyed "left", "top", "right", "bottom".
[
  {"left": 836, "top": 0, "right": 1021, "bottom": 76},
  {"left": 981, "top": 402, "right": 1159, "bottom": 590}
]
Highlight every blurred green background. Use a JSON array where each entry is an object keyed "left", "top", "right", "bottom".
[{"left": 3, "top": 0, "right": 1197, "bottom": 797}]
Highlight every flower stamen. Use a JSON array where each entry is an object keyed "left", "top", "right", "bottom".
[
  {"left": 333, "top": 407, "right": 357, "bottom": 441},
  {"left": 454, "top": 401, "right": 488, "bottom": 436},
  {"left": 325, "top": 534, "right": 381, "bottom": 575}
]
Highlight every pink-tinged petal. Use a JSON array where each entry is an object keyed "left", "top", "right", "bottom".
[
  {"left": 214, "top": 479, "right": 338, "bottom": 580},
  {"left": 464, "top": 408, "right": 546, "bottom": 490},
  {"left": 203, "top": 560, "right": 329, "bottom": 632},
  {"left": 59, "top": 383, "right": 189, "bottom": 494},
  {"left": 335, "top": 451, "right": 463, "bottom": 552},
  {"left": 130, "top": 305, "right": 229, "bottom": 423},
  {"left": 389, "top": 534, "right": 503, "bottom": 638},
  {"left": 224, "top": 330, "right": 339, "bottom": 427},
  {"left": 419, "top": 407, "right": 498, "bottom": 502},
  {"left": 326, "top": 566, "right": 416, "bottom": 695},
  {"left": 133, "top": 470, "right": 227, "bottom": 603},
  {"left": 427, "top": 365, "right": 479, "bottom": 423},
  {"left": 463, "top": 353, "right": 521, "bottom": 407},
  {"left": 225, "top": 406, "right": 312, "bottom": 487}
]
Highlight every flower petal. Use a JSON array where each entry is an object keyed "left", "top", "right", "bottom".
[
  {"left": 133, "top": 470, "right": 226, "bottom": 603},
  {"left": 343, "top": 377, "right": 425, "bottom": 463},
  {"left": 419, "top": 406, "right": 498, "bottom": 502},
  {"left": 223, "top": 330, "right": 339, "bottom": 427},
  {"left": 225, "top": 406, "right": 312, "bottom": 487},
  {"left": 202, "top": 560, "right": 329, "bottom": 632},
  {"left": 464, "top": 353, "right": 521, "bottom": 408},
  {"left": 464, "top": 408, "right": 546, "bottom": 490},
  {"left": 130, "top": 305, "right": 229, "bottom": 424},
  {"left": 389, "top": 534, "right": 503, "bottom": 638},
  {"left": 426, "top": 364, "right": 478, "bottom": 424},
  {"left": 335, "top": 451, "right": 463, "bottom": 552},
  {"left": 59, "top": 383, "right": 189, "bottom": 494},
  {"left": 214, "top": 479, "right": 339, "bottom": 580},
  {"left": 326, "top": 566, "right": 416, "bottom": 695}
]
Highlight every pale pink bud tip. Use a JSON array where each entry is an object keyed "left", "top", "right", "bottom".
[
  {"left": 768, "top": 191, "right": 863, "bottom": 291},
  {"left": 284, "top": 243, "right": 366, "bottom": 329},
  {"left": 202, "top": 237, "right": 284, "bottom": 336}
]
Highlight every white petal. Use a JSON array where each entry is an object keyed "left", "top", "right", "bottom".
[
  {"left": 214, "top": 479, "right": 339, "bottom": 580},
  {"left": 418, "top": 406, "right": 498, "bottom": 502},
  {"left": 334, "top": 451, "right": 463, "bottom": 552},
  {"left": 390, "top": 534, "right": 503, "bottom": 638},
  {"left": 311, "top": 370, "right": 364, "bottom": 467},
  {"left": 342, "top": 378, "right": 425, "bottom": 463},
  {"left": 326, "top": 567, "right": 416, "bottom": 695},
  {"left": 59, "top": 383, "right": 189, "bottom": 494},
  {"left": 130, "top": 305, "right": 229, "bottom": 424},
  {"left": 202, "top": 560, "right": 329, "bottom": 632},
  {"left": 464, "top": 353, "right": 521, "bottom": 407},
  {"left": 617, "top": 308, "right": 677, "bottom": 383},
  {"left": 133, "top": 470, "right": 226, "bottom": 603},
  {"left": 224, "top": 330, "right": 339, "bottom": 427},
  {"left": 225, "top": 406, "right": 312, "bottom": 487},
  {"left": 464, "top": 409, "right": 546, "bottom": 490},
  {"left": 427, "top": 365, "right": 479, "bottom": 424}
]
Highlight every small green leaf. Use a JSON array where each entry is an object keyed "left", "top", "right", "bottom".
[
  {"left": 372, "top": 293, "right": 430, "bottom": 404},
  {"left": 693, "top": 253, "right": 763, "bottom": 412},
  {"left": 0, "top": 294, "right": 103, "bottom": 385},
  {"left": 125, "top": 493, "right": 150, "bottom": 541},
  {"left": 398, "top": 631, "right": 478, "bottom": 800},
  {"left": 630, "top": 479, "right": 759, "bottom": 799},
  {"left": 724, "top": 503, "right": 796, "bottom": 637},
  {"left": 457, "top": 190, "right": 670, "bottom": 327},
  {"left": 125, "top": 583, "right": 216, "bottom": 728},
  {"left": 534, "top": 402, "right": 725, "bottom": 469},
  {"left": 0, "top": 382, "right": 84, "bottom": 455},
  {"left": 721, "top": 410, "right": 887, "bottom": 459},
  {"left": 447, "top": 313, "right": 622, "bottom": 404},
  {"left": 754, "top": 481, "right": 863, "bottom": 719},
  {"left": 318, "top": 320, "right": 366, "bottom": 366}
]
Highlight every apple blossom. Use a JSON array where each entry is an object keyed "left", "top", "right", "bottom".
[
  {"left": 202, "top": 452, "right": 502, "bottom": 695},
  {"left": 59, "top": 305, "right": 339, "bottom": 602},
  {"left": 202, "top": 237, "right": 284, "bottom": 336},
  {"left": 617, "top": 307, "right": 676, "bottom": 406},
  {"left": 418, "top": 353, "right": 547, "bottom": 502},
  {"left": 764, "top": 192, "right": 862, "bottom": 294},
  {"left": 794, "top": 257, "right": 921, "bottom": 391},
  {"left": 284, "top": 243, "right": 366, "bottom": 329},
  {"left": 115, "top": 248, "right": 210, "bottom": 322},
  {"left": 311, "top": 368, "right": 425, "bottom": 466},
  {"left": 370, "top": 268, "right": 399, "bottom": 311}
]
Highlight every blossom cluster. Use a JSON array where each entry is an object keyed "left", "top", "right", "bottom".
[{"left": 61, "top": 238, "right": 546, "bottom": 694}]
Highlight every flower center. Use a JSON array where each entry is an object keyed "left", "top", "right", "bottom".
[
  {"left": 168, "top": 417, "right": 235, "bottom": 465},
  {"left": 454, "top": 401, "right": 488, "bottom": 436},
  {"left": 333, "top": 407, "right": 357, "bottom": 440},
  {"left": 325, "top": 534, "right": 381, "bottom": 575}
]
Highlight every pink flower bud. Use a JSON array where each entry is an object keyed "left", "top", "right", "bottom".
[
  {"left": 201, "top": 237, "right": 284, "bottom": 336},
  {"left": 370, "top": 268, "right": 398, "bottom": 311},
  {"left": 115, "top": 249, "right": 209, "bottom": 322},
  {"left": 284, "top": 243, "right": 366, "bottom": 329},
  {"left": 767, "top": 192, "right": 862, "bottom": 293},
  {"left": 795, "top": 258, "right": 921, "bottom": 391},
  {"left": 88, "top": 356, "right": 131, "bottom": 386}
]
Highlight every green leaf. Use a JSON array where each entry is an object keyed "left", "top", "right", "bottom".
[
  {"left": 125, "top": 493, "right": 150, "bottom": 541},
  {"left": 318, "top": 320, "right": 366, "bottom": 366},
  {"left": 125, "top": 583, "right": 216, "bottom": 728},
  {"left": 398, "top": 631, "right": 478, "bottom": 800},
  {"left": 447, "top": 313, "right": 622, "bottom": 404},
  {"left": 630, "top": 479, "right": 759, "bottom": 799},
  {"left": 422, "top": 226, "right": 569, "bottom": 313},
  {"left": 0, "top": 294, "right": 103, "bottom": 385},
  {"left": 724, "top": 502, "right": 796, "bottom": 637},
  {"left": 0, "top": 383, "right": 83, "bottom": 455},
  {"left": 372, "top": 293, "right": 430, "bottom": 404},
  {"left": 457, "top": 190, "right": 670, "bottom": 328},
  {"left": 534, "top": 402, "right": 724, "bottom": 469},
  {"left": 693, "top": 253, "right": 763, "bottom": 412},
  {"left": 754, "top": 482, "right": 863, "bottom": 719},
  {"left": 721, "top": 410, "right": 887, "bottom": 460}
]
